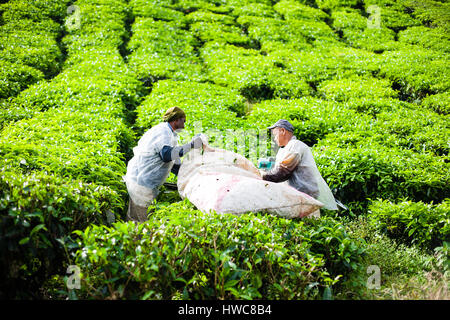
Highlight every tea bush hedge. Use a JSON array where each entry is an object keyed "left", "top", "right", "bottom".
[
  {"left": 190, "top": 21, "right": 251, "bottom": 46},
  {"left": 342, "top": 27, "right": 399, "bottom": 52},
  {"left": 317, "top": 76, "right": 398, "bottom": 101},
  {"left": 267, "top": 46, "right": 380, "bottom": 85},
  {"left": 421, "top": 93, "right": 450, "bottom": 115},
  {"left": 130, "top": 0, "right": 186, "bottom": 22},
  {"left": 363, "top": 1, "right": 420, "bottom": 30},
  {"left": 1, "top": 52, "right": 143, "bottom": 129},
  {"left": 244, "top": 97, "right": 372, "bottom": 146},
  {"left": 378, "top": 47, "right": 449, "bottom": 99},
  {"left": 185, "top": 9, "right": 235, "bottom": 25},
  {"left": 0, "top": 0, "right": 143, "bottom": 299},
  {"left": 331, "top": 9, "right": 367, "bottom": 32},
  {"left": 0, "top": 61, "right": 44, "bottom": 100},
  {"left": 0, "top": 0, "right": 68, "bottom": 99},
  {"left": 339, "top": 97, "right": 410, "bottom": 116},
  {"left": 401, "top": 0, "right": 450, "bottom": 29},
  {"left": 318, "top": 99, "right": 449, "bottom": 156},
  {"left": 135, "top": 79, "right": 246, "bottom": 136},
  {"left": 316, "top": 0, "right": 361, "bottom": 11},
  {"left": 72, "top": 201, "right": 366, "bottom": 299},
  {"left": 0, "top": 106, "right": 132, "bottom": 191},
  {"left": 1, "top": 31, "right": 63, "bottom": 75},
  {"left": 231, "top": 2, "right": 278, "bottom": 18},
  {"left": 131, "top": 0, "right": 229, "bottom": 16},
  {"left": 127, "top": 18, "right": 204, "bottom": 84},
  {"left": 273, "top": 0, "right": 329, "bottom": 22},
  {"left": 200, "top": 42, "right": 312, "bottom": 100},
  {"left": 368, "top": 199, "right": 450, "bottom": 250},
  {"left": 237, "top": 15, "right": 339, "bottom": 50},
  {"left": 0, "top": 0, "right": 70, "bottom": 23},
  {"left": 314, "top": 136, "right": 449, "bottom": 208},
  {"left": 398, "top": 26, "right": 450, "bottom": 53},
  {"left": 371, "top": 106, "right": 449, "bottom": 156},
  {"left": 0, "top": 170, "right": 117, "bottom": 298},
  {"left": 62, "top": 0, "right": 129, "bottom": 54}
]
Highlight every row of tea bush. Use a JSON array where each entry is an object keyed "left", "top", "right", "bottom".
[
  {"left": 68, "top": 0, "right": 370, "bottom": 300},
  {"left": 0, "top": 0, "right": 70, "bottom": 99},
  {"left": 0, "top": 0, "right": 143, "bottom": 298}
]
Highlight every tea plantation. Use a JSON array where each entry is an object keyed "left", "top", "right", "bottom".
[{"left": 0, "top": 0, "right": 448, "bottom": 300}]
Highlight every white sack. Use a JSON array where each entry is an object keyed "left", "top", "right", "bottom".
[{"left": 178, "top": 148, "right": 323, "bottom": 218}]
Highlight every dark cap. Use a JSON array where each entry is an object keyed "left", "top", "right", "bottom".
[{"left": 267, "top": 119, "right": 294, "bottom": 132}]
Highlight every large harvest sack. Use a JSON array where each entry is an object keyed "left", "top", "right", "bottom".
[{"left": 178, "top": 147, "right": 323, "bottom": 218}]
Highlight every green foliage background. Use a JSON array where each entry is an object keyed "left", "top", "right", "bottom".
[{"left": 0, "top": 0, "right": 448, "bottom": 299}]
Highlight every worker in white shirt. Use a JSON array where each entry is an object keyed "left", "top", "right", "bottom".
[{"left": 261, "top": 119, "right": 338, "bottom": 217}]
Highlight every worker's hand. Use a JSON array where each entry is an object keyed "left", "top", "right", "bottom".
[
  {"left": 190, "top": 135, "right": 203, "bottom": 149},
  {"left": 258, "top": 169, "right": 266, "bottom": 178}
]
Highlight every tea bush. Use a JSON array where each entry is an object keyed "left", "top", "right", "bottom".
[
  {"left": 401, "top": 0, "right": 450, "bottom": 29},
  {"left": 0, "top": 1, "right": 68, "bottom": 98},
  {"left": 135, "top": 79, "right": 246, "bottom": 136},
  {"left": 364, "top": 2, "right": 420, "bottom": 30},
  {"left": 368, "top": 199, "right": 450, "bottom": 250},
  {"left": 1, "top": 31, "right": 63, "bottom": 76},
  {"left": 0, "top": 17, "right": 61, "bottom": 34},
  {"left": 237, "top": 15, "right": 339, "bottom": 49},
  {"left": 314, "top": 137, "right": 449, "bottom": 207},
  {"left": 231, "top": 2, "right": 278, "bottom": 18},
  {"left": 317, "top": 76, "right": 398, "bottom": 101},
  {"left": 267, "top": 46, "right": 380, "bottom": 85},
  {"left": 0, "top": 0, "right": 142, "bottom": 299},
  {"left": 331, "top": 9, "right": 367, "bottom": 32},
  {"left": 200, "top": 42, "right": 312, "bottom": 100},
  {"left": 398, "top": 26, "right": 449, "bottom": 53},
  {"left": 127, "top": 18, "right": 204, "bottom": 83},
  {"left": 72, "top": 201, "right": 366, "bottom": 299},
  {"left": 331, "top": 4, "right": 406, "bottom": 51},
  {"left": 339, "top": 97, "right": 410, "bottom": 116},
  {"left": 62, "top": 0, "right": 129, "bottom": 54},
  {"left": 0, "top": 107, "right": 131, "bottom": 192},
  {"left": 335, "top": 99, "right": 450, "bottom": 158},
  {"left": 0, "top": 0, "right": 70, "bottom": 23},
  {"left": 0, "top": 61, "right": 44, "bottom": 100},
  {"left": 244, "top": 97, "right": 372, "bottom": 146},
  {"left": 316, "top": 0, "right": 361, "bottom": 11},
  {"left": 0, "top": 170, "right": 117, "bottom": 298},
  {"left": 342, "top": 27, "right": 400, "bottom": 52},
  {"left": 185, "top": 9, "right": 235, "bottom": 25},
  {"left": 1, "top": 52, "right": 143, "bottom": 128},
  {"left": 190, "top": 22, "right": 251, "bottom": 46},
  {"left": 379, "top": 47, "right": 449, "bottom": 99},
  {"left": 131, "top": 0, "right": 186, "bottom": 22},
  {"left": 421, "top": 93, "right": 450, "bottom": 115},
  {"left": 371, "top": 106, "right": 449, "bottom": 156},
  {"left": 273, "top": 0, "right": 329, "bottom": 21},
  {"left": 131, "top": 0, "right": 228, "bottom": 15}
]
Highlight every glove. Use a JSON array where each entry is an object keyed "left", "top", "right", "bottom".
[{"left": 190, "top": 135, "right": 203, "bottom": 149}]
